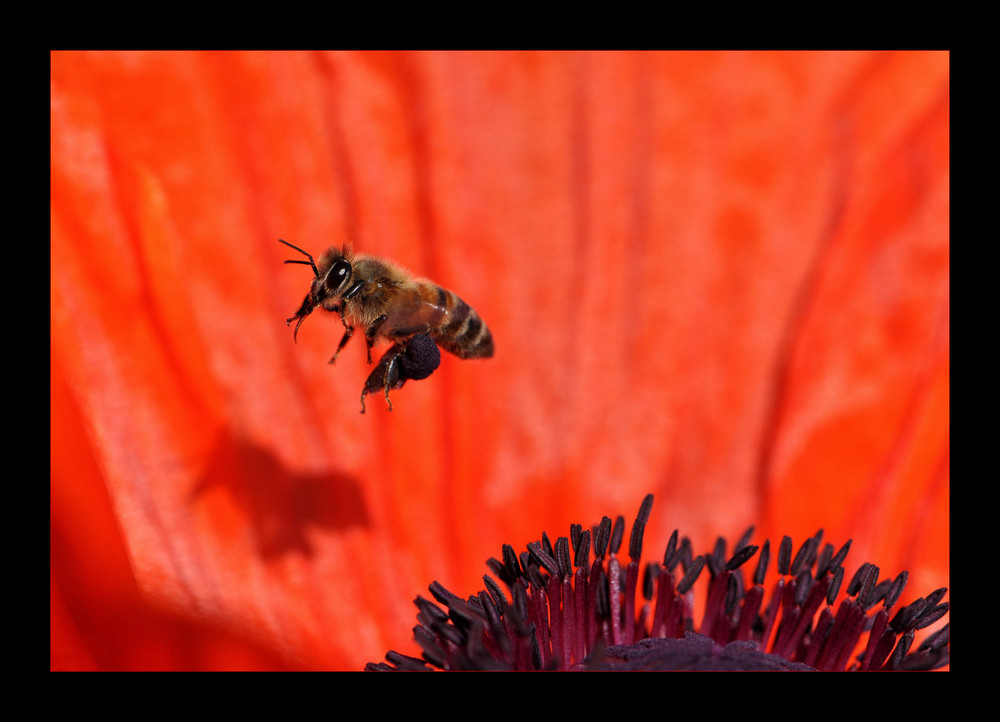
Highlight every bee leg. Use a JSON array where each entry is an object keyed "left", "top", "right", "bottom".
[
  {"left": 360, "top": 343, "right": 404, "bottom": 413},
  {"left": 382, "top": 353, "right": 402, "bottom": 411},
  {"left": 364, "top": 314, "right": 389, "bottom": 364},
  {"left": 329, "top": 325, "right": 354, "bottom": 364}
]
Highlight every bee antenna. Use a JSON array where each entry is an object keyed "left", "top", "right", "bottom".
[{"left": 279, "top": 238, "right": 319, "bottom": 277}]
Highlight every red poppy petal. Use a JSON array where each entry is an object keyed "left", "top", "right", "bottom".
[{"left": 52, "top": 51, "right": 948, "bottom": 669}]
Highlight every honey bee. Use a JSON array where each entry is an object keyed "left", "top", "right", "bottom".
[{"left": 279, "top": 239, "right": 494, "bottom": 412}]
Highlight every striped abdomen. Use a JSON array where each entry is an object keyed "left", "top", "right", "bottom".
[{"left": 419, "top": 281, "right": 494, "bottom": 359}]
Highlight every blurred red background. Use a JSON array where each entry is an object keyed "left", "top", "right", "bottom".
[{"left": 51, "top": 51, "right": 948, "bottom": 670}]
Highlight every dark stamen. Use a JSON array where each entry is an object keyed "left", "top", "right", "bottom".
[
  {"left": 609, "top": 516, "right": 625, "bottom": 555},
  {"left": 827, "top": 566, "right": 844, "bottom": 605},
  {"left": 829, "top": 539, "right": 852, "bottom": 570},
  {"left": 778, "top": 536, "right": 792, "bottom": 575},
  {"left": 370, "top": 495, "right": 948, "bottom": 671},
  {"left": 663, "top": 529, "right": 679, "bottom": 567},
  {"left": 753, "top": 539, "right": 771, "bottom": 586},
  {"left": 594, "top": 517, "right": 612, "bottom": 559},
  {"left": 726, "top": 544, "right": 759, "bottom": 571},
  {"left": 846, "top": 562, "right": 871, "bottom": 596},
  {"left": 676, "top": 555, "right": 706, "bottom": 595},
  {"left": 628, "top": 494, "right": 653, "bottom": 562},
  {"left": 501, "top": 544, "right": 522, "bottom": 580},
  {"left": 555, "top": 536, "right": 572, "bottom": 579},
  {"left": 574, "top": 529, "right": 591, "bottom": 569}
]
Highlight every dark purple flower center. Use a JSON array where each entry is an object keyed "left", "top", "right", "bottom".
[{"left": 367, "top": 494, "right": 949, "bottom": 671}]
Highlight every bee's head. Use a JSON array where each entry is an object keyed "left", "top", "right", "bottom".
[{"left": 279, "top": 239, "right": 354, "bottom": 342}]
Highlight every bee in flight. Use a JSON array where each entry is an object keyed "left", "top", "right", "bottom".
[{"left": 279, "top": 239, "right": 494, "bottom": 412}]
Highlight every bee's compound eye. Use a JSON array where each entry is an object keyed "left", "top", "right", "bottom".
[{"left": 326, "top": 260, "right": 352, "bottom": 292}]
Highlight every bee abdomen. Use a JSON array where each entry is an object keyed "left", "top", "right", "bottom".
[{"left": 435, "top": 290, "right": 494, "bottom": 359}]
